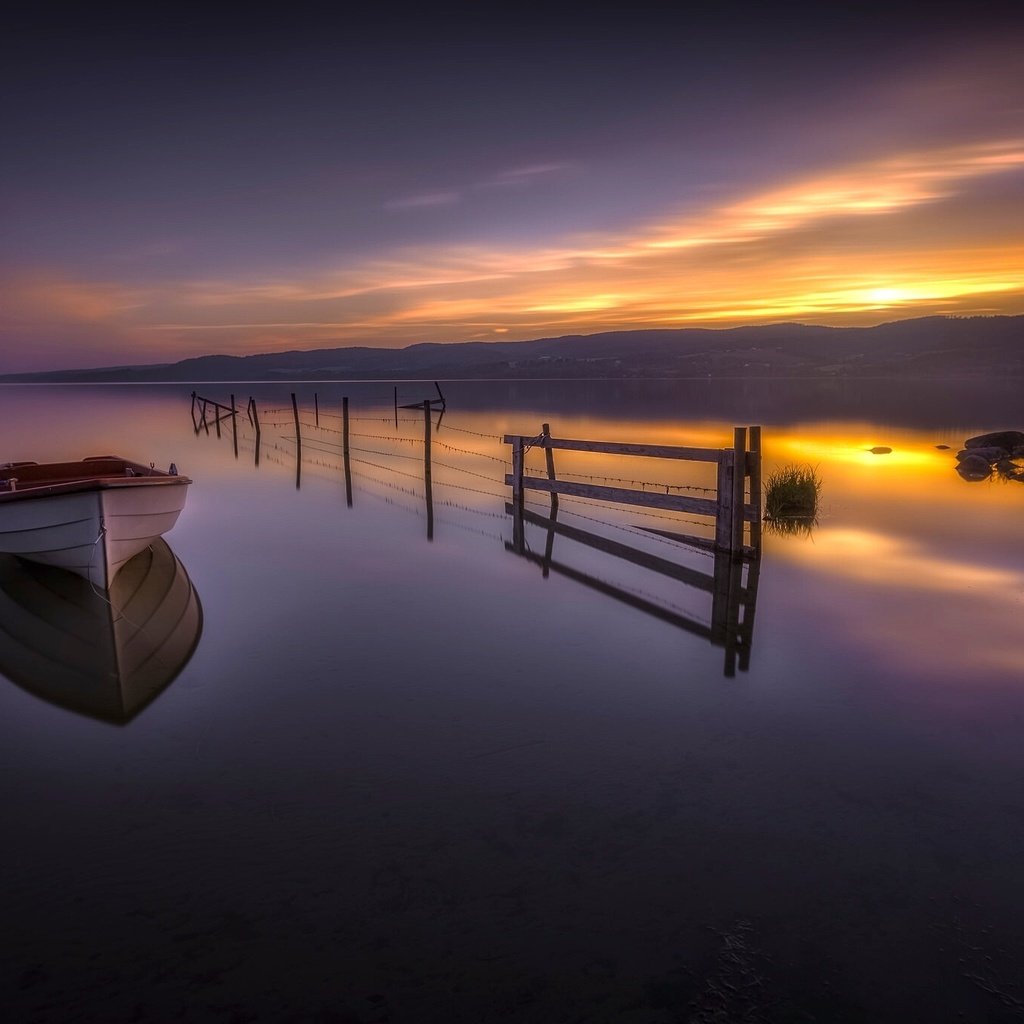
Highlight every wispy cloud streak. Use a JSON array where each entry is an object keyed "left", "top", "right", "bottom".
[{"left": 4, "top": 137, "right": 1024, "bottom": 365}]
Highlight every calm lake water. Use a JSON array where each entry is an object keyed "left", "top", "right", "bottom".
[{"left": 1, "top": 379, "right": 1022, "bottom": 1023}]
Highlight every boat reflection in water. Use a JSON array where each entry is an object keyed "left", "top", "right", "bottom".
[{"left": 0, "top": 539, "right": 202, "bottom": 724}]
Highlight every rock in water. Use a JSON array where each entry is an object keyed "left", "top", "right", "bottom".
[
  {"left": 957, "top": 446, "right": 1010, "bottom": 462},
  {"left": 964, "top": 430, "right": 1024, "bottom": 450},
  {"left": 935, "top": 444, "right": 950, "bottom": 450},
  {"left": 868, "top": 446, "right": 892, "bottom": 454},
  {"left": 956, "top": 454, "right": 994, "bottom": 481}
]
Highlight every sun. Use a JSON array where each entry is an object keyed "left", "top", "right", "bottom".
[{"left": 868, "top": 287, "right": 909, "bottom": 305}]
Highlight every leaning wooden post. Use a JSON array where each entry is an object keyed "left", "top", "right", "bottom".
[
  {"left": 314, "top": 392, "right": 319, "bottom": 427},
  {"left": 748, "top": 425, "right": 762, "bottom": 553},
  {"left": 230, "top": 393, "right": 238, "bottom": 458},
  {"left": 394, "top": 386, "right": 398, "bottom": 429},
  {"left": 512, "top": 436, "right": 525, "bottom": 510},
  {"left": 200, "top": 399, "right": 210, "bottom": 435},
  {"left": 291, "top": 392, "right": 302, "bottom": 489},
  {"left": 342, "top": 396, "right": 352, "bottom": 507},
  {"left": 715, "top": 450, "right": 733, "bottom": 552},
  {"left": 732, "top": 426, "right": 747, "bottom": 554},
  {"left": 250, "top": 398, "right": 262, "bottom": 467},
  {"left": 542, "top": 422, "right": 558, "bottom": 514},
  {"left": 423, "top": 400, "right": 434, "bottom": 540},
  {"left": 214, "top": 404, "right": 222, "bottom": 438},
  {"left": 511, "top": 436, "right": 525, "bottom": 553}
]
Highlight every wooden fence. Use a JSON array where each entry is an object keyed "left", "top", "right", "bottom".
[{"left": 504, "top": 425, "right": 762, "bottom": 555}]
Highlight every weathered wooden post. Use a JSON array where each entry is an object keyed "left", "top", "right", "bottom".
[
  {"left": 394, "top": 386, "right": 398, "bottom": 429},
  {"left": 542, "top": 422, "right": 558, "bottom": 514},
  {"left": 291, "top": 393, "right": 302, "bottom": 490},
  {"left": 200, "top": 399, "right": 210, "bottom": 435},
  {"left": 423, "top": 400, "right": 434, "bottom": 540},
  {"left": 213, "top": 403, "right": 222, "bottom": 438},
  {"left": 342, "top": 396, "right": 352, "bottom": 507},
  {"left": 291, "top": 393, "right": 301, "bottom": 453},
  {"left": 732, "top": 427, "right": 746, "bottom": 554},
  {"left": 511, "top": 435, "right": 525, "bottom": 553},
  {"left": 715, "top": 450, "right": 733, "bottom": 552},
  {"left": 748, "top": 425, "right": 762, "bottom": 552},
  {"left": 314, "top": 392, "right": 319, "bottom": 427},
  {"left": 249, "top": 397, "right": 262, "bottom": 467},
  {"left": 230, "top": 394, "right": 238, "bottom": 458}
]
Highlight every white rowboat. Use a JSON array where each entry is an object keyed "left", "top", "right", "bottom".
[{"left": 0, "top": 456, "right": 191, "bottom": 590}]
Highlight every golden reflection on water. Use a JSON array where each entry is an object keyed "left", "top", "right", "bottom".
[
  {"left": 782, "top": 528, "right": 1023, "bottom": 596},
  {"left": 2, "top": 387, "right": 1021, "bottom": 686}
]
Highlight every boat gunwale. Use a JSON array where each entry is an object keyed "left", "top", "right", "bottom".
[
  {"left": 0, "top": 456, "right": 191, "bottom": 504},
  {"left": 0, "top": 477, "right": 191, "bottom": 503}
]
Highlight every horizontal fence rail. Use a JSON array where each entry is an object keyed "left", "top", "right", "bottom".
[{"left": 504, "top": 425, "right": 762, "bottom": 555}]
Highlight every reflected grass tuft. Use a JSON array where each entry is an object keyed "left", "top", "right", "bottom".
[{"left": 764, "top": 514, "right": 818, "bottom": 538}]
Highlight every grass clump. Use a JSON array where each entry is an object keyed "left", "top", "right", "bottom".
[{"left": 764, "top": 464, "right": 821, "bottom": 523}]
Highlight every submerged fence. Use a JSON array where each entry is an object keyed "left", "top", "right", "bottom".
[
  {"left": 190, "top": 392, "right": 764, "bottom": 675},
  {"left": 505, "top": 425, "right": 762, "bottom": 555}
]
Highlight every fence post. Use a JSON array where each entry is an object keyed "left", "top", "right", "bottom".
[
  {"left": 230, "top": 394, "right": 238, "bottom": 458},
  {"left": 291, "top": 393, "right": 301, "bottom": 490},
  {"left": 715, "top": 451, "right": 733, "bottom": 551},
  {"left": 342, "top": 396, "right": 352, "bottom": 507},
  {"left": 512, "top": 436, "right": 525, "bottom": 510},
  {"left": 423, "top": 401, "right": 434, "bottom": 541},
  {"left": 748, "top": 425, "right": 762, "bottom": 552},
  {"left": 732, "top": 427, "right": 746, "bottom": 553},
  {"left": 249, "top": 398, "right": 261, "bottom": 467},
  {"left": 542, "top": 422, "right": 558, "bottom": 514}
]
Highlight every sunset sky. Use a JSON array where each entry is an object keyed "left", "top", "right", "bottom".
[{"left": 2, "top": 5, "right": 1023, "bottom": 371}]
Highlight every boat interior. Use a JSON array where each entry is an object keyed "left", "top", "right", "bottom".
[{"left": 0, "top": 457, "right": 179, "bottom": 493}]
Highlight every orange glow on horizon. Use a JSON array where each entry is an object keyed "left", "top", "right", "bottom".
[{"left": 4, "top": 137, "right": 1024, "bottom": 365}]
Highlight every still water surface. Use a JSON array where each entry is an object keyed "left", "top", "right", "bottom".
[{"left": 1, "top": 379, "right": 1022, "bottom": 1022}]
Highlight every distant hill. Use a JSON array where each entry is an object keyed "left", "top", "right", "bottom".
[{"left": 3, "top": 315, "right": 1022, "bottom": 382}]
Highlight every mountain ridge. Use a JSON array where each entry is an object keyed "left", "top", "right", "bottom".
[{"left": 2, "top": 315, "right": 1021, "bottom": 382}]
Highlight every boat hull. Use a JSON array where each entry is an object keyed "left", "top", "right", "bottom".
[{"left": 0, "top": 481, "right": 189, "bottom": 589}]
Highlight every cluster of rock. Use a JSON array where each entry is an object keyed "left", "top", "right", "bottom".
[{"left": 955, "top": 430, "right": 1024, "bottom": 482}]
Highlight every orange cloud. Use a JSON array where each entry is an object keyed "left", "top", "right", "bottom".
[{"left": 5, "top": 136, "right": 1024, "bottom": 364}]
